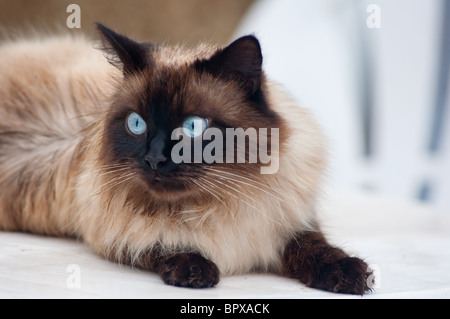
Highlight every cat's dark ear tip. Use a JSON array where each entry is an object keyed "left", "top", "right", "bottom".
[
  {"left": 95, "top": 22, "right": 105, "bottom": 31},
  {"left": 238, "top": 34, "right": 260, "bottom": 42},
  {"left": 93, "top": 22, "right": 150, "bottom": 75},
  {"left": 233, "top": 34, "right": 261, "bottom": 48},
  {"left": 227, "top": 34, "right": 263, "bottom": 62},
  {"left": 95, "top": 22, "right": 114, "bottom": 36},
  {"left": 95, "top": 23, "right": 124, "bottom": 40}
]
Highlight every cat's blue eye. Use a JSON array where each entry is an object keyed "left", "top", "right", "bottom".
[
  {"left": 182, "top": 116, "right": 209, "bottom": 138},
  {"left": 127, "top": 112, "right": 147, "bottom": 136}
]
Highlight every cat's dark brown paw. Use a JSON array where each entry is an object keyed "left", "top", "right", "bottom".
[
  {"left": 158, "top": 253, "right": 220, "bottom": 288},
  {"left": 282, "top": 231, "right": 373, "bottom": 295},
  {"left": 308, "top": 256, "right": 372, "bottom": 295}
]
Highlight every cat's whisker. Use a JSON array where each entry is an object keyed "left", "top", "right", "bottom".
[
  {"left": 92, "top": 163, "right": 130, "bottom": 173},
  {"left": 190, "top": 179, "right": 230, "bottom": 228},
  {"left": 227, "top": 179, "right": 257, "bottom": 197},
  {"left": 202, "top": 166, "right": 272, "bottom": 190},
  {"left": 102, "top": 173, "right": 137, "bottom": 194},
  {"left": 196, "top": 177, "right": 237, "bottom": 221},
  {"left": 202, "top": 167, "right": 285, "bottom": 203},
  {"left": 98, "top": 171, "right": 134, "bottom": 184},
  {"left": 193, "top": 179, "right": 227, "bottom": 208},
  {"left": 209, "top": 177, "right": 259, "bottom": 205},
  {"left": 96, "top": 166, "right": 131, "bottom": 177},
  {"left": 199, "top": 177, "right": 248, "bottom": 221},
  {"left": 91, "top": 167, "right": 132, "bottom": 176},
  {"left": 95, "top": 172, "right": 136, "bottom": 194},
  {"left": 94, "top": 164, "right": 127, "bottom": 170},
  {"left": 197, "top": 177, "right": 232, "bottom": 212},
  {"left": 201, "top": 173, "right": 286, "bottom": 227},
  {"left": 92, "top": 167, "right": 128, "bottom": 175},
  {"left": 191, "top": 177, "right": 237, "bottom": 228},
  {"left": 179, "top": 208, "right": 203, "bottom": 215},
  {"left": 94, "top": 163, "right": 129, "bottom": 169}
]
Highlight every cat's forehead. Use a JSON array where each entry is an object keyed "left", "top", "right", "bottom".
[
  {"left": 152, "top": 43, "right": 217, "bottom": 68},
  {"left": 117, "top": 42, "right": 260, "bottom": 125}
]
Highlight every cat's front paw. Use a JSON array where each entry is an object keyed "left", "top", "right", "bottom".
[
  {"left": 158, "top": 253, "right": 220, "bottom": 288},
  {"left": 282, "top": 232, "right": 373, "bottom": 295},
  {"left": 311, "top": 256, "right": 372, "bottom": 295}
]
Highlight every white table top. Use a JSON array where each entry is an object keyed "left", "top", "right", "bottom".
[{"left": 1, "top": 190, "right": 449, "bottom": 299}]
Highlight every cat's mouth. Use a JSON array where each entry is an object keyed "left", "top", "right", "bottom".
[{"left": 142, "top": 169, "right": 195, "bottom": 200}]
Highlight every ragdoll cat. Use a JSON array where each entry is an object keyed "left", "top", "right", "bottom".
[{"left": 0, "top": 23, "right": 372, "bottom": 295}]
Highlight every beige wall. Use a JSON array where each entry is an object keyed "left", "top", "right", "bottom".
[{"left": 0, "top": 0, "right": 254, "bottom": 46}]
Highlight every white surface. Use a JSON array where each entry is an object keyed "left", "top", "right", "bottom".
[{"left": 1, "top": 191, "right": 449, "bottom": 299}]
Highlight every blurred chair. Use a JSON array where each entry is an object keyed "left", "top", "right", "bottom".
[{"left": 234, "top": 0, "right": 450, "bottom": 210}]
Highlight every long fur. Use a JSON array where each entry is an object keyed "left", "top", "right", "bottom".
[{"left": 0, "top": 34, "right": 326, "bottom": 276}]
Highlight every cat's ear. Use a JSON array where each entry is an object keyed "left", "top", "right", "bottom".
[
  {"left": 96, "top": 23, "right": 151, "bottom": 76},
  {"left": 198, "top": 35, "right": 263, "bottom": 96}
]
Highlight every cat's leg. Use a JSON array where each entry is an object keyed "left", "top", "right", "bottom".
[
  {"left": 124, "top": 246, "right": 220, "bottom": 289},
  {"left": 281, "top": 231, "right": 372, "bottom": 295}
]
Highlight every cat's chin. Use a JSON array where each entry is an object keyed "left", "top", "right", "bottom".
[
  {"left": 146, "top": 187, "right": 198, "bottom": 202},
  {"left": 144, "top": 177, "right": 197, "bottom": 202}
]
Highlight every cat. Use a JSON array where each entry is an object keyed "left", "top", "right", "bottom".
[{"left": 0, "top": 23, "right": 372, "bottom": 295}]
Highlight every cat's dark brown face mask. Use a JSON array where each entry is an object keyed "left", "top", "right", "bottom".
[{"left": 97, "top": 24, "right": 283, "bottom": 202}]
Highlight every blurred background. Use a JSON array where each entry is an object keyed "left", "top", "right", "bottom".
[
  {"left": 0, "top": 0, "right": 254, "bottom": 45},
  {"left": 1, "top": 0, "right": 449, "bottom": 210}
]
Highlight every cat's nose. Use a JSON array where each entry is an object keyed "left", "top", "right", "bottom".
[
  {"left": 146, "top": 131, "right": 168, "bottom": 170},
  {"left": 145, "top": 153, "right": 168, "bottom": 170}
]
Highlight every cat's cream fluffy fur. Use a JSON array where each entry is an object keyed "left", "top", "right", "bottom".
[{"left": 0, "top": 35, "right": 326, "bottom": 276}]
